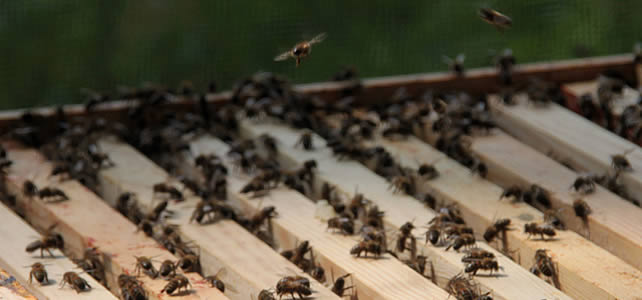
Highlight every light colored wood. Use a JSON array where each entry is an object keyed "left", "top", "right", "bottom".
[
  {"left": 0, "top": 266, "right": 38, "bottom": 300},
  {"left": 95, "top": 137, "right": 341, "bottom": 300},
  {"left": 184, "top": 135, "right": 452, "bottom": 300},
  {"left": 2, "top": 141, "right": 229, "bottom": 300},
  {"left": 340, "top": 124, "right": 642, "bottom": 300},
  {"left": 563, "top": 80, "right": 639, "bottom": 116},
  {"left": 237, "top": 121, "right": 572, "bottom": 300},
  {"left": 470, "top": 131, "right": 642, "bottom": 270},
  {"left": 490, "top": 93, "right": 642, "bottom": 208}
]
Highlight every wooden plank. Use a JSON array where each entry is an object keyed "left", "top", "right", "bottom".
[
  {"left": 184, "top": 135, "right": 452, "bottom": 300},
  {"left": 94, "top": 137, "right": 341, "bottom": 300},
  {"left": 562, "top": 80, "right": 639, "bottom": 117},
  {"left": 489, "top": 94, "right": 642, "bottom": 207},
  {"left": 0, "top": 204, "right": 106, "bottom": 300},
  {"left": 0, "top": 266, "right": 38, "bottom": 300},
  {"left": 0, "top": 54, "right": 634, "bottom": 129},
  {"left": 339, "top": 123, "right": 642, "bottom": 300},
  {"left": 469, "top": 132, "right": 642, "bottom": 270},
  {"left": 237, "top": 121, "right": 572, "bottom": 300},
  {"left": 2, "top": 142, "right": 229, "bottom": 300}
]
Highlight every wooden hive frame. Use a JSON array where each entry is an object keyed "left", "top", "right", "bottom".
[{"left": 0, "top": 53, "right": 640, "bottom": 300}]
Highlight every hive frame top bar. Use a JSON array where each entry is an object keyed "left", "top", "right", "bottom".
[{"left": 0, "top": 53, "right": 636, "bottom": 127}]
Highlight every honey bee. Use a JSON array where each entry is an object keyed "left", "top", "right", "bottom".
[
  {"left": 483, "top": 219, "right": 511, "bottom": 243},
  {"left": 159, "top": 259, "right": 176, "bottom": 279},
  {"left": 350, "top": 239, "right": 383, "bottom": 258},
  {"left": 23, "top": 180, "right": 38, "bottom": 197},
  {"left": 248, "top": 206, "right": 278, "bottom": 233},
  {"left": 27, "top": 262, "right": 49, "bottom": 285},
  {"left": 330, "top": 271, "right": 353, "bottom": 297},
  {"left": 573, "top": 199, "right": 592, "bottom": 237},
  {"left": 499, "top": 185, "right": 522, "bottom": 202},
  {"left": 153, "top": 183, "right": 184, "bottom": 201},
  {"left": 161, "top": 274, "right": 191, "bottom": 295},
  {"left": 479, "top": 8, "right": 512, "bottom": 31},
  {"left": 38, "top": 187, "right": 69, "bottom": 202},
  {"left": 530, "top": 249, "right": 560, "bottom": 289},
  {"left": 543, "top": 209, "right": 565, "bottom": 230},
  {"left": 446, "top": 273, "right": 492, "bottom": 300},
  {"left": 118, "top": 274, "right": 147, "bottom": 300},
  {"left": 73, "top": 247, "right": 105, "bottom": 284},
  {"left": 443, "top": 54, "right": 466, "bottom": 77},
  {"left": 464, "top": 257, "right": 501, "bottom": 276},
  {"left": 256, "top": 289, "right": 276, "bottom": 300},
  {"left": 570, "top": 176, "right": 596, "bottom": 194},
  {"left": 395, "top": 221, "right": 417, "bottom": 258},
  {"left": 524, "top": 223, "right": 556, "bottom": 240},
  {"left": 611, "top": 153, "right": 633, "bottom": 172},
  {"left": 274, "top": 33, "right": 327, "bottom": 67},
  {"left": 25, "top": 223, "right": 64, "bottom": 258},
  {"left": 60, "top": 272, "right": 91, "bottom": 293},
  {"left": 205, "top": 268, "right": 228, "bottom": 293},
  {"left": 388, "top": 174, "right": 416, "bottom": 195},
  {"left": 445, "top": 233, "right": 476, "bottom": 252},
  {"left": 275, "top": 275, "right": 312, "bottom": 299},
  {"left": 417, "top": 163, "right": 439, "bottom": 180},
  {"left": 294, "top": 131, "right": 314, "bottom": 151},
  {"left": 523, "top": 184, "right": 551, "bottom": 209},
  {"left": 176, "top": 254, "right": 200, "bottom": 273},
  {"left": 134, "top": 256, "right": 158, "bottom": 279},
  {"left": 327, "top": 217, "right": 355, "bottom": 235},
  {"left": 461, "top": 248, "right": 495, "bottom": 263}
]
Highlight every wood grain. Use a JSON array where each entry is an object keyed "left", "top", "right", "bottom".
[
  {"left": 237, "top": 120, "right": 572, "bottom": 300},
  {"left": 2, "top": 141, "right": 229, "bottom": 300},
  {"left": 95, "top": 137, "right": 341, "bottom": 300}
]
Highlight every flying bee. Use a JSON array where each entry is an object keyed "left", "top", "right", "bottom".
[
  {"left": 464, "top": 257, "right": 501, "bottom": 276},
  {"left": 161, "top": 274, "right": 191, "bottom": 295},
  {"left": 23, "top": 180, "right": 38, "bottom": 197},
  {"left": 479, "top": 8, "right": 512, "bottom": 31},
  {"left": 118, "top": 274, "right": 147, "bottom": 300},
  {"left": 295, "top": 131, "right": 314, "bottom": 150},
  {"left": 60, "top": 272, "right": 91, "bottom": 293},
  {"left": 327, "top": 217, "right": 355, "bottom": 235},
  {"left": 38, "top": 187, "right": 69, "bottom": 202},
  {"left": 275, "top": 275, "right": 312, "bottom": 300},
  {"left": 134, "top": 256, "right": 158, "bottom": 279},
  {"left": 176, "top": 254, "right": 200, "bottom": 273},
  {"left": 27, "top": 262, "right": 49, "bottom": 285},
  {"left": 26, "top": 224, "right": 64, "bottom": 258},
  {"left": 524, "top": 223, "right": 556, "bottom": 240},
  {"left": 570, "top": 176, "right": 596, "bottom": 194},
  {"left": 274, "top": 33, "right": 327, "bottom": 67},
  {"left": 443, "top": 54, "right": 466, "bottom": 77},
  {"left": 445, "top": 233, "right": 475, "bottom": 252},
  {"left": 159, "top": 259, "right": 176, "bottom": 279}
]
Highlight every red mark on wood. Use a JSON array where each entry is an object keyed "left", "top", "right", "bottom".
[{"left": 87, "top": 237, "right": 96, "bottom": 247}]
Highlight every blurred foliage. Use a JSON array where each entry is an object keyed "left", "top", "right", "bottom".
[{"left": 0, "top": 0, "right": 640, "bottom": 109}]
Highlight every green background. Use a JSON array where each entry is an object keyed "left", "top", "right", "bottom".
[{"left": 1, "top": 1, "right": 640, "bottom": 109}]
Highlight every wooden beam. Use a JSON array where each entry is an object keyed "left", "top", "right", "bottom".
[
  {"left": 489, "top": 94, "right": 642, "bottom": 207},
  {"left": 0, "top": 266, "right": 38, "bottom": 300},
  {"left": 344, "top": 125, "right": 642, "bottom": 299},
  {"left": 2, "top": 142, "right": 229, "bottom": 300},
  {"left": 0, "top": 203, "right": 111, "bottom": 300},
  {"left": 237, "top": 121, "right": 572, "bottom": 300},
  {"left": 562, "top": 80, "right": 639, "bottom": 118},
  {"left": 0, "top": 54, "right": 634, "bottom": 129},
  {"left": 469, "top": 131, "right": 642, "bottom": 271},
  {"left": 183, "top": 135, "right": 452, "bottom": 300},
  {"left": 94, "top": 137, "right": 341, "bottom": 300}
]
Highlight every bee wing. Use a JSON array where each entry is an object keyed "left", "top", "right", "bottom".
[
  {"left": 456, "top": 54, "right": 466, "bottom": 63},
  {"left": 308, "top": 32, "right": 327, "bottom": 45},
  {"left": 225, "top": 282, "right": 238, "bottom": 293},
  {"left": 214, "top": 268, "right": 226, "bottom": 277},
  {"left": 274, "top": 51, "right": 292, "bottom": 62}
]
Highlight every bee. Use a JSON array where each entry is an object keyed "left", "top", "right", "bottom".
[
  {"left": 611, "top": 153, "right": 633, "bottom": 172},
  {"left": 161, "top": 274, "right": 191, "bottom": 295},
  {"left": 471, "top": 160, "right": 488, "bottom": 178},
  {"left": 446, "top": 274, "right": 492, "bottom": 300},
  {"left": 60, "top": 272, "right": 91, "bottom": 293},
  {"left": 395, "top": 221, "right": 417, "bottom": 257},
  {"left": 327, "top": 217, "right": 355, "bottom": 235},
  {"left": 425, "top": 223, "right": 442, "bottom": 246},
  {"left": 465, "top": 257, "right": 501, "bottom": 276},
  {"left": 159, "top": 259, "right": 176, "bottom": 279},
  {"left": 524, "top": 223, "right": 556, "bottom": 240},
  {"left": 543, "top": 209, "right": 565, "bottom": 230},
  {"left": 350, "top": 239, "right": 383, "bottom": 258},
  {"left": 499, "top": 185, "right": 522, "bottom": 202},
  {"left": 205, "top": 268, "right": 228, "bottom": 293},
  {"left": 153, "top": 183, "right": 184, "bottom": 201},
  {"left": 388, "top": 174, "right": 416, "bottom": 195},
  {"left": 443, "top": 54, "right": 466, "bottom": 77},
  {"left": 248, "top": 206, "right": 278, "bottom": 233},
  {"left": 483, "top": 219, "right": 511, "bottom": 243},
  {"left": 73, "top": 247, "right": 105, "bottom": 284},
  {"left": 275, "top": 275, "right": 313, "bottom": 299},
  {"left": 256, "top": 289, "right": 276, "bottom": 300},
  {"left": 530, "top": 249, "right": 560, "bottom": 289},
  {"left": 176, "top": 254, "right": 200, "bottom": 273},
  {"left": 23, "top": 180, "right": 38, "bottom": 197},
  {"left": 330, "top": 272, "right": 353, "bottom": 297},
  {"left": 27, "top": 262, "right": 49, "bottom": 285},
  {"left": 573, "top": 199, "right": 592, "bottom": 237},
  {"left": 461, "top": 248, "right": 495, "bottom": 263},
  {"left": 445, "top": 233, "right": 476, "bottom": 252},
  {"left": 309, "top": 263, "right": 326, "bottom": 284},
  {"left": 523, "top": 184, "right": 551, "bottom": 209},
  {"left": 570, "top": 176, "right": 596, "bottom": 194},
  {"left": 134, "top": 256, "right": 158, "bottom": 279},
  {"left": 26, "top": 224, "right": 64, "bottom": 258},
  {"left": 274, "top": 33, "right": 327, "bottom": 67},
  {"left": 118, "top": 274, "right": 147, "bottom": 300},
  {"left": 287, "top": 241, "right": 312, "bottom": 269},
  {"left": 417, "top": 163, "right": 439, "bottom": 180},
  {"left": 148, "top": 200, "right": 171, "bottom": 222},
  {"left": 190, "top": 201, "right": 217, "bottom": 224},
  {"left": 38, "top": 187, "right": 69, "bottom": 202},
  {"left": 295, "top": 131, "right": 314, "bottom": 150},
  {"left": 479, "top": 8, "right": 512, "bottom": 31}
]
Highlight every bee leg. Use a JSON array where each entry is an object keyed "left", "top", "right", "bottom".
[
  {"left": 46, "top": 248, "right": 55, "bottom": 257},
  {"left": 44, "top": 273, "right": 49, "bottom": 284},
  {"left": 28, "top": 272, "right": 33, "bottom": 284}
]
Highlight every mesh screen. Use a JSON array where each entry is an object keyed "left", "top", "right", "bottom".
[{"left": 0, "top": 0, "right": 640, "bottom": 109}]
